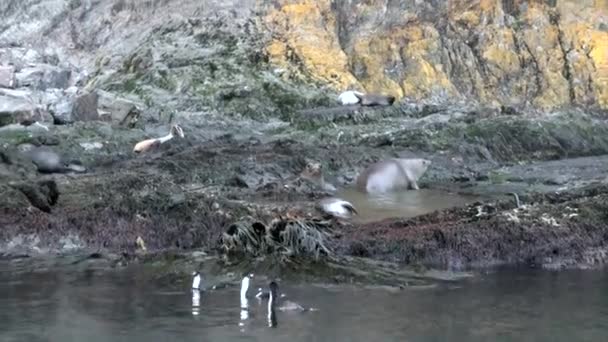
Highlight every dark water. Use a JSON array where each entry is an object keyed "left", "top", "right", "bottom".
[{"left": 1, "top": 262, "right": 608, "bottom": 342}]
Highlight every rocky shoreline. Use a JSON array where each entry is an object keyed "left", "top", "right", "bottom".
[{"left": 2, "top": 0, "right": 608, "bottom": 277}]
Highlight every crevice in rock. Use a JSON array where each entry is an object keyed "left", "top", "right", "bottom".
[
  {"left": 519, "top": 37, "right": 543, "bottom": 100},
  {"left": 551, "top": 11, "right": 576, "bottom": 104}
]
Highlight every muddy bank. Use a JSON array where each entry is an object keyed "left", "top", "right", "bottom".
[
  {"left": 338, "top": 184, "right": 608, "bottom": 270},
  {"left": 2, "top": 0, "right": 608, "bottom": 276},
  {"left": 2, "top": 123, "right": 608, "bottom": 272}
]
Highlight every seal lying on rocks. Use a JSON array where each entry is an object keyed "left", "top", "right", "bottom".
[
  {"left": 338, "top": 90, "right": 364, "bottom": 105},
  {"left": 354, "top": 93, "right": 396, "bottom": 107},
  {"left": 355, "top": 158, "right": 431, "bottom": 194},
  {"left": 133, "top": 124, "right": 185, "bottom": 153},
  {"left": 20, "top": 145, "right": 86, "bottom": 174}
]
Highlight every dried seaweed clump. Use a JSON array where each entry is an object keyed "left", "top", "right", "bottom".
[{"left": 220, "top": 216, "right": 334, "bottom": 260}]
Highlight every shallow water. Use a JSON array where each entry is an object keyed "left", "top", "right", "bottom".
[
  {"left": 1, "top": 263, "right": 607, "bottom": 342},
  {"left": 335, "top": 188, "right": 479, "bottom": 223}
]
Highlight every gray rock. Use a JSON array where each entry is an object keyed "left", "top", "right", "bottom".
[
  {"left": 0, "top": 95, "right": 39, "bottom": 127},
  {"left": 50, "top": 91, "right": 100, "bottom": 124},
  {"left": 16, "top": 64, "right": 71, "bottom": 90},
  {"left": 0, "top": 66, "right": 16, "bottom": 88},
  {"left": 49, "top": 96, "right": 74, "bottom": 124},
  {"left": 97, "top": 90, "right": 141, "bottom": 126},
  {"left": 72, "top": 91, "right": 100, "bottom": 122}
]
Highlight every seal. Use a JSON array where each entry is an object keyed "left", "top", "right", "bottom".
[
  {"left": 300, "top": 161, "right": 337, "bottom": 192},
  {"left": 355, "top": 158, "right": 431, "bottom": 194},
  {"left": 133, "top": 124, "right": 185, "bottom": 153},
  {"left": 21, "top": 145, "right": 87, "bottom": 174},
  {"left": 338, "top": 90, "right": 364, "bottom": 105},
  {"left": 354, "top": 93, "right": 396, "bottom": 106}
]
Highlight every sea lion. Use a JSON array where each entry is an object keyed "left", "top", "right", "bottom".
[
  {"left": 338, "top": 90, "right": 364, "bottom": 105},
  {"left": 21, "top": 145, "right": 87, "bottom": 174},
  {"left": 355, "top": 158, "right": 431, "bottom": 194},
  {"left": 133, "top": 124, "right": 185, "bottom": 153},
  {"left": 354, "top": 93, "right": 396, "bottom": 107},
  {"left": 300, "top": 161, "right": 337, "bottom": 192}
]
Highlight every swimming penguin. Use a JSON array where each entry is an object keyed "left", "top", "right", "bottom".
[
  {"left": 133, "top": 124, "right": 185, "bottom": 153},
  {"left": 267, "top": 281, "right": 313, "bottom": 312},
  {"left": 21, "top": 145, "right": 87, "bottom": 174},
  {"left": 316, "top": 197, "right": 358, "bottom": 219}
]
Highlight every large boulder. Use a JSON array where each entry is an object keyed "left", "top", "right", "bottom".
[
  {"left": 0, "top": 66, "right": 16, "bottom": 88},
  {"left": 15, "top": 64, "right": 71, "bottom": 90},
  {"left": 97, "top": 90, "right": 141, "bottom": 126},
  {"left": 0, "top": 95, "right": 39, "bottom": 126},
  {"left": 49, "top": 90, "right": 100, "bottom": 124}
]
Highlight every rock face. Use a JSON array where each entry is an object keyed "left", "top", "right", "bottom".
[
  {"left": 0, "top": 66, "right": 16, "bottom": 88},
  {"left": 0, "top": 0, "right": 605, "bottom": 114},
  {"left": 15, "top": 64, "right": 71, "bottom": 90},
  {"left": 0, "top": 95, "right": 40, "bottom": 126},
  {"left": 264, "top": 0, "right": 608, "bottom": 110}
]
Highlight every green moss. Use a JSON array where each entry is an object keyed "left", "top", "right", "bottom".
[
  {"left": 488, "top": 170, "right": 509, "bottom": 184},
  {"left": 0, "top": 130, "right": 32, "bottom": 145}
]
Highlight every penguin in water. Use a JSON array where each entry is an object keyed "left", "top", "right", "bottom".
[
  {"left": 191, "top": 271, "right": 202, "bottom": 316},
  {"left": 191, "top": 271, "right": 202, "bottom": 290},
  {"left": 239, "top": 273, "right": 254, "bottom": 328},
  {"left": 266, "top": 281, "right": 316, "bottom": 312}
]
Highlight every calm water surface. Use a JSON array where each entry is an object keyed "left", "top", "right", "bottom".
[
  {"left": 1, "top": 262, "right": 608, "bottom": 342},
  {"left": 335, "top": 188, "right": 480, "bottom": 223}
]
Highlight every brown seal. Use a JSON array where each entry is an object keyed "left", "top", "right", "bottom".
[{"left": 354, "top": 93, "right": 396, "bottom": 106}]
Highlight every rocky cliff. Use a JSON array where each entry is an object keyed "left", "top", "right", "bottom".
[{"left": 1, "top": 0, "right": 607, "bottom": 117}]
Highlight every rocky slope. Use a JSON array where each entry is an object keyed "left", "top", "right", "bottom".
[{"left": 1, "top": 0, "right": 608, "bottom": 273}]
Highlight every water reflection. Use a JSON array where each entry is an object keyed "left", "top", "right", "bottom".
[
  {"left": 1, "top": 263, "right": 608, "bottom": 341},
  {"left": 335, "top": 188, "right": 479, "bottom": 223},
  {"left": 191, "top": 290, "right": 200, "bottom": 316}
]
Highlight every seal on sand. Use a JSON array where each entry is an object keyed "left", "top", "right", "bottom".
[
  {"left": 354, "top": 93, "right": 396, "bottom": 107},
  {"left": 21, "top": 145, "right": 87, "bottom": 174},
  {"left": 355, "top": 158, "right": 431, "bottom": 194},
  {"left": 133, "top": 124, "right": 185, "bottom": 153}
]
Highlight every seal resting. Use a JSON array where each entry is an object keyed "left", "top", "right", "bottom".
[
  {"left": 21, "top": 145, "right": 87, "bottom": 174},
  {"left": 133, "top": 124, "right": 185, "bottom": 153},
  {"left": 299, "top": 161, "right": 337, "bottom": 192},
  {"left": 354, "top": 93, "right": 396, "bottom": 107},
  {"left": 355, "top": 158, "right": 431, "bottom": 194},
  {"left": 338, "top": 90, "right": 364, "bottom": 105}
]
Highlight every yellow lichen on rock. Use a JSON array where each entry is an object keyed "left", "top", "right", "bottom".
[
  {"left": 262, "top": 0, "right": 608, "bottom": 109},
  {"left": 481, "top": 29, "right": 520, "bottom": 75},
  {"left": 263, "top": 0, "right": 359, "bottom": 90},
  {"left": 399, "top": 25, "right": 457, "bottom": 99},
  {"left": 589, "top": 30, "right": 608, "bottom": 107}
]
